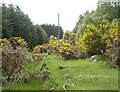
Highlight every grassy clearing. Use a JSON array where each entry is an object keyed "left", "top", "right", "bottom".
[{"left": 3, "top": 54, "right": 118, "bottom": 90}]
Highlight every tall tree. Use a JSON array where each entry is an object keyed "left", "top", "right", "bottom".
[
  {"left": 34, "top": 25, "right": 49, "bottom": 45},
  {"left": 2, "top": 4, "right": 13, "bottom": 38}
]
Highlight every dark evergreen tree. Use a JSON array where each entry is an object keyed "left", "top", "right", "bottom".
[
  {"left": 2, "top": 4, "right": 49, "bottom": 48},
  {"left": 41, "top": 24, "right": 63, "bottom": 39}
]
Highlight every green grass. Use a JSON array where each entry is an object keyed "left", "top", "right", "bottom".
[{"left": 3, "top": 54, "right": 118, "bottom": 90}]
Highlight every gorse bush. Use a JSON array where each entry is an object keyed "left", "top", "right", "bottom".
[
  {"left": 49, "top": 36, "right": 59, "bottom": 53},
  {"left": 79, "top": 19, "right": 120, "bottom": 67},
  {"left": 1, "top": 37, "right": 49, "bottom": 82},
  {"left": 79, "top": 24, "right": 103, "bottom": 56},
  {"left": 1, "top": 37, "right": 28, "bottom": 82},
  {"left": 58, "top": 40, "right": 73, "bottom": 59},
  {"left": 0, "top": 38, "right": 11, "bottom": 48},
  {"left": 49, "top": 32, "right": 81, "bottom": 59},
  {"left": 9, "top": 37, "right": 28, "bottom": 48},
  {"left": 103, "top": 19, "right": 120, "bottom": 67},
  {"left": 48, "top": 19, "right": 120, "bottom": 67},
  {"left": 33, "top": 44, "right": 48, "bottom": 53}
]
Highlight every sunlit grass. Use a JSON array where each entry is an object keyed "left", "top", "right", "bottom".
[{"left": 3, "top": 54, "right": 118, "bottom": 90}]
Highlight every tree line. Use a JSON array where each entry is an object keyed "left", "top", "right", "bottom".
[
  {"left": 73, "top": 0, "right": 120, "bottom": 37},
  {"left": 1, "top": 4, "right": 63, "bottom": 48}
]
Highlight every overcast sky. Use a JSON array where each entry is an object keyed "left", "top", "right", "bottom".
[{"left": 1, "top": 0, "right": 98, "bottom": 31}]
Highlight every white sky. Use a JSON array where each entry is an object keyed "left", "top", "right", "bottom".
[{"left": 1, "top": 0, "right": 98, "bottom": 31}]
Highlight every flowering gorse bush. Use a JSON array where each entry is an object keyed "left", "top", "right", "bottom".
[
  {"left": 48, "top": 19, "right": 120, "bottom": 67},
  {"left": 33, "top": 45, "right": 48, "bottom": 53},
  {"left": 79, "top": 19, "right": 120, "bottom": 67},
  {"left": 1, "top": 37, "right": 28, "bottom": 82},
  {"left": 49, "top": 32, "right": 81, "bottom": 59},
  {"left": 1, "top": 37, "right": 49, "bottom": 82},
  {"left": 0, "top": 38, "right": 11, "bottom": 48},
  {"left": 103, "top": 19, "right": 120, "bottom": 67},
  {"left": 79, "top": 24, "right": 103, "bottom": 56}
]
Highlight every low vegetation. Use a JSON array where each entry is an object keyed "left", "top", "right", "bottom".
[
  {"left": 1, "top": 37, "right": 50, "bottom": 84},
  {"left": 3, "top": 54, "right": 118, "bottom": 90}
]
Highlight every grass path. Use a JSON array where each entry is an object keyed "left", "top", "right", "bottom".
[{"left": 4, "top": 54, "right": 118, "bottom": 90}]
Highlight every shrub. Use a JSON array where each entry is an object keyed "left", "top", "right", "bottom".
[
  {"left": 1, "top": 37, "right": 50, "bottom": 82},
  {"left": 1, "top": 38, "right": 28, "bottom": 82},
  {"left": 22, "top": 53, "right": 50, "bottom": 80},
  {"left": 49, "top": 39, "right": 59, "bottom": 53},
  {"left": 79, "top": 24, "right": 103, "bottom": 57},
  {"left": 49, "top": 32, "right": 81, "bottom": 59},
  {"left": 9, "top": 37, "right": 28, "bottom": 47},
  {"left": 33, "top": 45, "right": 48, "bottom": 53},
  {"left": 104, "top": 19, "right": 120, "bottom": 67},
  {"left": 79, "top": 19, "right": 120, "bottom": 67}
]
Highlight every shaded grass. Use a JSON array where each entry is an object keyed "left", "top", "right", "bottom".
[{"left": 3, "top": 54, "right": 118, "bottom": 90}]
